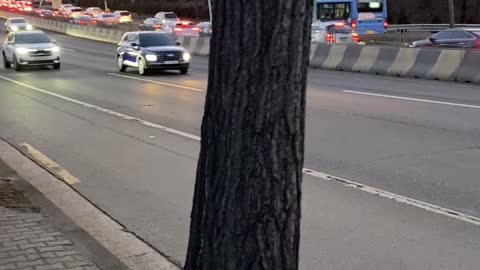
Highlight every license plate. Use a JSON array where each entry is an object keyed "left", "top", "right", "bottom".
[
  {"left": 367, "top": 30, "right": 375, "bottom": 34},
  {"left": 164, "top": 60, "right": 179, "bottom": 64}
]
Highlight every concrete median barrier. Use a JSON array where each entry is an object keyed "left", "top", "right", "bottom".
[
  {"left": 406, "top": 49, "right": 441, "bottom": 79},
  {"left": 387, "top": 47, "right": 420, "bottom": 77},
  {"left": 427, "top": 50, "right": 465, "bottom": 81},
  {"left": 352, "top": 46, "right": 379, "bottom": 73},
  {"left": 456, "top": 51, "right": 480, "bottom": 84},
  {"left": 310, "top": 43, "right": 479, "bottom": 85}
]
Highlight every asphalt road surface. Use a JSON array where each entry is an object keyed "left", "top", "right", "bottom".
[{"left": 1, "top": 23, "right": 480, "bottom": 269}]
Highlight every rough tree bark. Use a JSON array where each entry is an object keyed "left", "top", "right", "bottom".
[{"left": 184, "top": 0, "right": 312, "bottom": 270}]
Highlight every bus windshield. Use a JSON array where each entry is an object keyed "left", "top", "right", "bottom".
[
  {"left": 357, "top": 0, "right": 383, "bottom": 13},
  {"left": 317, "top": 2, "right": 351, "bottom": 20}
]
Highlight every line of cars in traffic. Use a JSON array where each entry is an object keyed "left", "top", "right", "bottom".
[{"left": 2, "top": 16, "right": 192, "bottom": 75}]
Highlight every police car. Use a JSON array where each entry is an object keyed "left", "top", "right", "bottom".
[{"left": 116, "top": 31, "right": 191, "bottom": 75}]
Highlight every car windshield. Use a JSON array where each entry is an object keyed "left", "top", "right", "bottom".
[
  {"left": 119, "top": 12, "right": 130, "bottom": 16},
  {"left": 15, "top": 33, "right": 51, "bottom": 44},
  {"left": 139, "top": 33, "right": 175, "bottom": 47},
  {"left": 11, "top": 19, "right": 26, "bottom": 24}
]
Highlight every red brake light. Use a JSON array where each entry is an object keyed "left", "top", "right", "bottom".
[
  {"left": 475, "top": 38, "right": 480, "bottom": 49},
  {"left": 174, "top": 27, "right": 183, "bottom": 32},
  {"left": 181, "top": 21, "right": 188, "bottom": 25},
  {"left": 192, "top": 27, "right": 199, "bottom": 31},
  {"left": 352, "top": 19, "right": 357, "bottom": 29},
  {"left": 334, "top": 22, "right": 345, "bottom": 27},
  {"left": 352, "top": 32, "right": 359, "bottom": 43},
  {"left": 325, "top": 33, "right": 335, "bottom": 44},
  {"left": 384, "top": 20, "right": 388, "bottom": 30}
]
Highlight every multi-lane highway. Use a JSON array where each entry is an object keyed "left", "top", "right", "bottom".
[{"left": 1, "top": 22, "right": 480, "bottom": 269}]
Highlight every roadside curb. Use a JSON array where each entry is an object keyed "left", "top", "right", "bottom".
[{"left": 0, "top": 139, "right": 181, "bottom": 270}]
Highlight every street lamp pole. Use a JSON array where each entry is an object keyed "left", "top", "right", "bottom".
[
  {"left": 104, "top": 0, "right": 108, "bottom": 12},
  {"left": 448, "top": 0, "right": 455, "bottom": 28}
]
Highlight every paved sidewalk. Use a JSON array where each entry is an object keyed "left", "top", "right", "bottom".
[
  {"left": 0, "top": 158, "right": 123, "bottom": 270},
  {"left": 0, "top": 207, "right": 99, "bottom": 270}
]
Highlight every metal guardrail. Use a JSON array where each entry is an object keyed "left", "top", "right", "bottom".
[{"left": 387, "top": 24, "right": 480, "bottom": 32}]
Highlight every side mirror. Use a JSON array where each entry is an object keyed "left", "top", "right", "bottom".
[
  {"left": 429, "top": 37, "right": 437, "bottom": 43},
  {"left": 131, "top": 43, "right": 139, "bottom": 50},
  {"left": 176, "top": 41, "right": 181, "bottom": 46}
]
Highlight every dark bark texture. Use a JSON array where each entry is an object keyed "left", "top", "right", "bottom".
[{"left": 184, "top": 1, "right": 312, "bottom": 270}]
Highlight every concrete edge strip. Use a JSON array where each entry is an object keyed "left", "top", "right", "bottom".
[
  {"left": 303, "top": 168, "right": 480, "bottom": 226},
  {"left": 0, "top": 139, "right": 181, "bottom": 270},
  {"left": 19, "top": 143, "right": 81, "bottom": 185}
]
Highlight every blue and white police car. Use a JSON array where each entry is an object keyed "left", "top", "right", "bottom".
[{"left": 116, "top": 31, "right": 191, "bottom": 75}]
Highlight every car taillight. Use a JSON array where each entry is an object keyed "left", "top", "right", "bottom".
[
  {"left": 325, "top": 33, "right": 335, "bottom": 44},
  {"left": 384, "top": 20, "right": 388, "bottom": 30},
  {"left": 476, "top": 38, "right": 480, "bottom": 49},
  {"left": 352, "top": 19, "right": 357, "bottom": 29},
  {"left": 174, "top": 27, "right": 183, "bottom": 32},
  {"left": 352, "top": 32, "right": 359, "bottom": 43},
  {"left": 192, "top": 27, "right": 199, "bottom": 31}
]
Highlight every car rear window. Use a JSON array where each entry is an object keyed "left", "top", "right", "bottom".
[
  {"left": 139, "top": 33, "right": 175, "bottom": 47},
  {"left": 11, "top": 19, "right": 26, "bottom": 23},
  {"left": 103, "top": 14, "right": 115, "bottom": 18},
  {"left": 71, "top": 8, "right": 82, "bottom": 12},
  {"left": 15, "top": 33, "right": 50, "bottom": 44},
  {"left": 165, "top": 13, "right": 177, "bottom": 19},
  {"left": 119, "top": 12, "right": 130, "bottom": 16}
]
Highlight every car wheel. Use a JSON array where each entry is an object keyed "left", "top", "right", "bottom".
[
  {"left": 53, "top": 63, "right": 61, "bottom": 70},
  {"left": 3, "top": 53, "right": 11, "bottom": 69},
  {"left": 138, "top": 58, "right": 147, "bottom": 75},
  {"left": 180, "top": 67, "right": 188, "bottom": 74},
  {"left": 13, "top": 56, "right": 22, "bottom": 71},
  {"left": 117, "top": 55, "right": 126, "bottom": 72}
]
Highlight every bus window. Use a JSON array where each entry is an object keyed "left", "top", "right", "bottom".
[
  {"left": 357, "top": 0, "right": 383, "bottom": 13},
  {"left": 317, "top": 3, "right": 350, "bottom": 20}
]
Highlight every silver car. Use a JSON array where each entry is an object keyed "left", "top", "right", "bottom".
[{"left": 5, "top": 17, "right": 33, "bottom": 33}]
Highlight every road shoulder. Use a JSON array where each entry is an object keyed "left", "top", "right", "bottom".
[{"left": 0, "top": 139, "right": 180, "bottom": 270}]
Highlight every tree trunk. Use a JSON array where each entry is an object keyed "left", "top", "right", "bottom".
[{"left": 184, "top": 0, "right": 312, "bottom": 270}]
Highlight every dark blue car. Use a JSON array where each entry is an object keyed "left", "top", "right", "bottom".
[{"left": 116, "top": 31, "right": 191, "bottom": 75}]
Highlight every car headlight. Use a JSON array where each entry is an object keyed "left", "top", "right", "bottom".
[
  {"left": 47, "top": 46, "right": 60, "bottom": 53},
  {"left": 145, "top": 54, "right": 157, "bottom": 62},
  {"left": 11, "top": 25, "right": 18, "bottom": 31},
  {"left": 183, "top": 52, "right": 191, "bottom": 62},
  {"left": 26, "top": 24, "right": 33, "bottom": 30},
  {"left": 16, "top": 48, "right": 30, "bottom": 55}
]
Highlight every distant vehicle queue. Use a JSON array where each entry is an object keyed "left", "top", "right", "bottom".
[{"left": 2, "top": 19, "right": 193, "bottom": 75}]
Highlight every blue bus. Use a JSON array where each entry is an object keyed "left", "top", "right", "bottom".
[{"left": 315, "top": 0, "right": 388, "bottom": 36}]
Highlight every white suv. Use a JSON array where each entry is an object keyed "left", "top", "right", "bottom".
[{"left": 2, "top": 31, "right": 60, "bottom": 71}]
